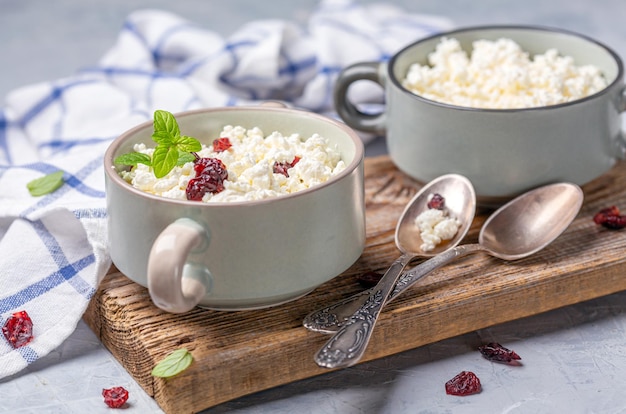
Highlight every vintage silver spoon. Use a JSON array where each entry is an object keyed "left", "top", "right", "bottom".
[
  {"left": 312, "top": 173, "right": 477, "bottom": 368},
  {"left": 313, "top": 182, "right": 583, "bottom": 369}
]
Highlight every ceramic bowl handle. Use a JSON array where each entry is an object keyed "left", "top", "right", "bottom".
[
  {"left": 333, "top": 61, "right": 387, "bottom": 134},
  {"left": 147, "top": 218, "right": 210, "bottom": 313},
  {"left": 617, "top": 85, "right": 626, "bottom": 159}
]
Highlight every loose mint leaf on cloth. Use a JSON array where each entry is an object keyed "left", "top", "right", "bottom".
[
  {"left": 27, "top": 171, "right": 64, "bottom": 196},
  {"left": 151, "top": 348, "right": 194, "bottom": 378}
]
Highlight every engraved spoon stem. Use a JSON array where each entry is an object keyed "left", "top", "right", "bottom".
[
  {"left": 313, "top": 252, "right": 414, "bottom": 369},
  {"left": 304, "top": 244, "right": 484, "bottom": 334}
]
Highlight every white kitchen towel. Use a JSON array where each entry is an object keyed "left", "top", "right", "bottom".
[{"left": 0, "top": 0, "right": 452, "bottom": 379}]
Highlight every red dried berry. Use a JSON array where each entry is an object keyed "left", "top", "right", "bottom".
[
  {"left": 102, "top": 386, "right": 129, "bottom": 408},
  {"left": 212, "top": 137, "right": 232, "bottom": 153},
  {"left": 273, "top": 156, "right": 301, "bottom": 177},
  {"left": 186, "top": 157, "right": 228, "bottom": 201},
  {"left": 478, "top": 342, "right": 522, "bottom": 365},
  {"left": 593, "top": 206, "right": 626, "bottom": 229},
  {"left": 427, "top": 193, "right": 445, "bottom": 210},
  {"left": 357, "top": 271, "right": 384, "bottom": 288},
  {"left": 2, "top": 310, "right": 34, "bottom": 349},
  {"left": 445, "top": 371, "right": 481, "bottom": 396}
]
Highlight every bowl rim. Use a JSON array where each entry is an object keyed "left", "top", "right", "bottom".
[
  {"left": 388, "top": 24, "right": 624, "bottom": 112},
  {"left": 104, "top": 105, "right": 364, "bottom": 207}
]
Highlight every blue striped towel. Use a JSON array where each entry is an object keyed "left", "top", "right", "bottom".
[{"left": 0, "top": 0, "right": 452, "bottom": 379}]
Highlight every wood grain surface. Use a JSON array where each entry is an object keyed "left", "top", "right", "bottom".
[{"left": 83, "top": 156, "right": 626, "bottom": 414}]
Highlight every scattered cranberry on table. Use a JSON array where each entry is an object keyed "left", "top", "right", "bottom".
[
  {"left": 102, "top": 386, "right": 129, "bottom": 409},
  {"left": 445, "top": 371, "right": 482, "bottom": 396},
  {"left": 478, "top": 342, "right": 522, "bottom": 365},
  {"left": 2, "top": 310, "right": 34, "bottom": 349},
  {"left": 593, "top": 205, "right": 626, "bottom": 229}
]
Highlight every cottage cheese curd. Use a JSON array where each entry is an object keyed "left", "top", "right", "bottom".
[
  {"left": 120, "top": 125, "right": 346, "bottom": 202},
  {"left": 415, "top": 197, "right": 461, "bottom": 252},
  {"left": 403, "top": 37, "right": 607, "bottom": 109}
]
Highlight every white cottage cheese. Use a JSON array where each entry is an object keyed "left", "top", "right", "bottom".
[
  {"left": 403, "top": 37, "right": 607, "bottom": 109},
  {"left": 120, "top": 125, "right": 346, "bottom": 202},
  {"left": 415, "top": 200, "right": 461, "bottom": 252}
]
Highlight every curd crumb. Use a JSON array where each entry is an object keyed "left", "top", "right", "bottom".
[{"left": 415, "top": 195, "right": 461, "bottom": 251}]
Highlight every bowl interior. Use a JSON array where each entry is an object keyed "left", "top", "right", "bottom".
[
  {"left": 392, "top": 26, "right": 621, "bottom": 88},
  {"left": 106, "top": 106, "right": 364, "bottom": 200}
]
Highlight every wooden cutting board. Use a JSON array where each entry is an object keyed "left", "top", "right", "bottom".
[{"left": 83, "top": 155, "right": 626, "bottom": 414}]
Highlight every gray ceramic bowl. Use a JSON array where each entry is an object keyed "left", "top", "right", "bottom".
[
  {"left": 335, "top": 25, "right": 626, "bottom": 206},
  {"left": 104, "top": 104, "right": 365, "bottom": 313}
]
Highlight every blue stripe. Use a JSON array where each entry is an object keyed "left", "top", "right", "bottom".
[
  {"left": 33, "top": 217, "right": 98, "bottom": 300},
  {"left": 180, "top": 40, "right": 257, "bottom": 77},
  {"left": 279, "top": 55, "right": 317, "bottom": 77},
  {"left": 73, "top": 208, "right": 108, "bottom": 219},
  {"left": 123, "top": 18, "right": 151, "bottom": 53},
  {"left": 37, "top": 136, "right": 115, "bottom": 154},
  {"left": 18, "top": 346, "right": 39, "bottom": 364},
  {"left": 0, "top": 110, "right": 11, "bottom": 165},
  {"left": 16, "top": 80, "right": 99, "bottom": 129},
  {"left": 153, "top": 22, "right": 202, "bottom": 68},
  {"left": 80, "top": 66, "right": 181, "bottom": 79},
  {"left": 0, "top": 254, "right": 96, "bottom": 313}
]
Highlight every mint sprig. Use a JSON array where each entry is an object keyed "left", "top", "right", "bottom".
[
  {"left": 27, "top": 170, "right": 64, "bottom": 196},
  {"left": 114, "top": 152, "right": 152, "bottom": 167},
  {"left": 114, "top": 110, "right": 202, "bottom": 178},
  {"left": 151, "top": 348, "right": 193, "bottom": 378}
]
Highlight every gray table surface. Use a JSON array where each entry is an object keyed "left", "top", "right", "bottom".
[{"left": 2, "top": 1, "right": 626, "bottom": 413}]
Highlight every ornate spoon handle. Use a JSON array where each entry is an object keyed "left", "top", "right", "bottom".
[
  {"left": 305, "top": 244, "right": 483, "bottom": 334},
  {"left": 314, "top": 253, "right": 413, "bottom": 369}
]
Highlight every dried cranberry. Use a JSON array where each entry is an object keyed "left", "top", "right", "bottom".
[
  {"left": 427, "top": 193, "right": 445, "bottom": 210},
  {"left": 186, "top": 157, "right": 228, "bottom": 201},
  {"left": 2, "top": 310, "right": 34, "bottom": 349},
  {"left": 478, "top": 342, "right": 522, "bottom": 365},
  {"left": 445, "top": 371, "right": 481, "bottom": 396},
  {"left": 357, "top": 271, "right": 384, "bottom": 288},
  {"left": 273, "top": 156, "right": 301, "bottom": 177},
  {"left": 212, "top": 137, "right": 232, "bottom": 153},
  {"left": 594, "top": 206, "right": 626, "bottom": 229},
  {"left": 102, "top": 386, "right": 129, "bottom": 408}
]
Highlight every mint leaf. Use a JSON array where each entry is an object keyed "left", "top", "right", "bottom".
[
  {"left": 152, "top": 130, "right": 175, "bottom": 145},
  {"left": 114, "top": 152, "right": 152, "bottom": 167},
  {"left": 153, "top": 109, "right": 180, "bottom": 143},
  {"left": 151, "top": 348, "right": 193, "bottom": 378},
  {"left": 27, "top": 170, "right": 64, "bottom": 196},
  {"left": 176, "top": 135, "right": 202, "bottom": 153},
  {"left": 177, "top": 151, "right": 196, "bottom": 166},
  {"left": 152, "top": 144, "right": 180, "bottom": 178}
]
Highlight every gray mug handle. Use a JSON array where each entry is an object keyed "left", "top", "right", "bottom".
[
  {"left": 333, "top": 62, "right": 387, "bottom": 135},
  {"left": 618, "top": 85, "right": 626, "bottom": 158}
]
